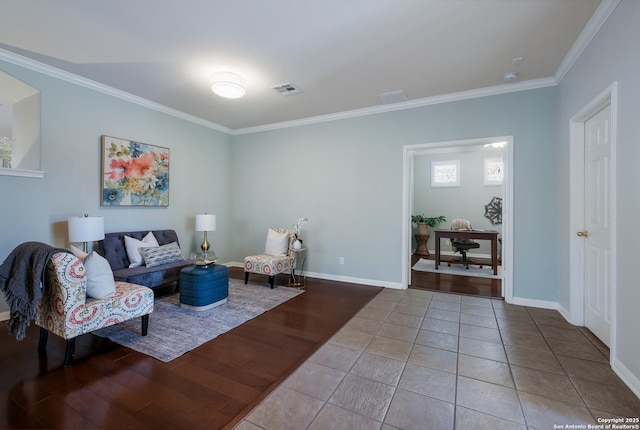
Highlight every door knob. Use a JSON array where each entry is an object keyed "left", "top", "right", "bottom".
[{"left": 577, "top": 231, "right": 588, "bottom": 237}]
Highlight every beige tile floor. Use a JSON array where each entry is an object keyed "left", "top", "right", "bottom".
[{"left": 235, "top": 288, "right": 640, "bottom": 430}]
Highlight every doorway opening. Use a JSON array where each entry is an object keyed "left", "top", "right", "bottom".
[{"left": 401, "top": 136, "right": 513, "bottom": 301}]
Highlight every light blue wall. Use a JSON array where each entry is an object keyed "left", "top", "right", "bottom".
[
  {"left": 413, "top": 148, "right": 504, "bottom": 254},
  {"left": 230, "top": 88, "right": 558, "bottom": 300},
  {"left": 0, "top": 58, "right": 558, "bottom": 313},
  {"left": 0, "top": 59, "right": 232, "bottom": 313},
  {"left": 557, "top": 0, "right": 640, "bottom": 384}
]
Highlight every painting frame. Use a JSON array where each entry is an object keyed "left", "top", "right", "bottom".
[{"left": 100, "top": 135, "right": 170, "bottom": 207}]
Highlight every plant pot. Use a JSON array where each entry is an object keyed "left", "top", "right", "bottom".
[{"left": 416, "top": 222, "right": 428, "bottom": 235}]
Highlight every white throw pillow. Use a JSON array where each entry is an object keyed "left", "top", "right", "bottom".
[
  {"left": 83, "top": 251, "right": 116, "bottom": 299},
  {"left": 69, "top": 245, "right": 88, "bottom": 260},
  {"left": 264, "top": 228, "right": 289, "bottom": 255},
  {"left": 125, "top": 231, "right": 159, "bottom": 268}
]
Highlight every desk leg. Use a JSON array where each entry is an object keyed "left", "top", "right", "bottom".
[{"left": 435, "top": 235, "right": 440, "bottom": 270}]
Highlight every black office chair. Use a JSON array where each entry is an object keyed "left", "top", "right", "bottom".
[{"left": 449, "top": 219, "right": 481, "bottom": 269}]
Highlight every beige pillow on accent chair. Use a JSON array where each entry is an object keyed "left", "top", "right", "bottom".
[
  {"left": 69, "top": 246, "right": 116, "bottom": 299},
  {"left": 83, "top": 252, "right": 116, "bottom": 299},
  {"left": 264, "top": 228, "right": 289, "bottom": 255}
]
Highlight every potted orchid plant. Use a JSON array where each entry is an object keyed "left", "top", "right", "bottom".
[{"left": 292, "top": 217, "right": 308, "bottom": 249}]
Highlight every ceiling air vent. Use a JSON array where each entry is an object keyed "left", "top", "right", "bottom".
[
  {"left": 378, "top": 90, "right": 408, "bottom": 104},
  {"left": 271, "top": 82, "right": 303, "bottom": 96}
]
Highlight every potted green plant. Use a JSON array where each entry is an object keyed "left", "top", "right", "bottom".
[{"left": 411, "top": 215, "right": 446, "bottom": 235}]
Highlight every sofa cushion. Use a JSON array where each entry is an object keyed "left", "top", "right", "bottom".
[
  {"left": 99, "top": 230, "right": 181, "bottom": 271},
  {"left": 140, "top": 242, "right": 185, "bottom": 267},
  {"left": 124, "top": 232, "right": 159, "bottom": 268},
  {"left": 112, "top": 259, "right": 192, "bottom": 288}
]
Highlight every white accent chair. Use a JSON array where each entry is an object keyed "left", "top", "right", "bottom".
[{"left": 244, "top": 228, "right": 296, "bottom": 288}]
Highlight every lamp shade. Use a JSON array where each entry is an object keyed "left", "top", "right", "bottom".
[
  {"left": 68, "top": 215, "right": 105, "bottom": 242},
  {"left": 195, "top": 214, "right": 216, "bottom": 232}
]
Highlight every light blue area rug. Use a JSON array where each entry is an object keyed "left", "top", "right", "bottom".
[{"left": 93, "top": 278, "right": 303, "bottom": 362}]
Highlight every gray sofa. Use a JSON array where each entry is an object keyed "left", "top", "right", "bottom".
[{"left": 97, "top": 229, "right": 192, "bottom": 290}]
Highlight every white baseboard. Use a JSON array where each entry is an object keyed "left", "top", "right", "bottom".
[
  {"left": 226, "top": 261, "right": 403, "bottom": 289},
  {"left": 557, "top": 303, "right": 572, "bottom": 323},
  {"left": 304, "top": 271, "right": 403, "bottom": 289},
  {"left": 226, "top": 261, "right": 244, "bottom": 268},
  {"left": 0, "top": 310, "right": 9, "bottom": 322},
  {"left": 510, "top": 296, "right": 558, "bottom": 310},
  {"left": 612, "top": 358, "right": 640, "bottom": 398}
]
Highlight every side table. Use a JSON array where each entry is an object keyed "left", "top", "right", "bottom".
[
  {"left": 179, "top": 264, "right": 229, "bottom": 311},
  {"left": 289, "top": 248, "right": 307, "bottom": 288}
]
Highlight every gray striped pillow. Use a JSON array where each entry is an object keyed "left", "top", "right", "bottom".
[{"left": 140, "top": 242, "right": 185, "bottom": 267}]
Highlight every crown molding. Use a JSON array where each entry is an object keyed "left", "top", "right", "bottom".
[
  {"left": 232, "top": 77, "right": 557, "bottom": 135},
  {"left": 7, "top": 21, "right": 614, "bottom": 138},
  {"left": 554, "top": 0, "right": 621, "bottom": 83},
  {"left": 0, "top": 48, "right": 233, "bottom": 135}
]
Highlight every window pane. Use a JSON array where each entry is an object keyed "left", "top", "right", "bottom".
[
  {"left": 484, "top": 157, "right": 503, "bottom": 186},
  {"left": 431, "top": 160, "right": 460, "bottom": 187}
]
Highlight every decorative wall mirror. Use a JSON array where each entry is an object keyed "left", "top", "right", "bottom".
[{"left": 0, "top": 70, "right": 43, "bottom": 178}]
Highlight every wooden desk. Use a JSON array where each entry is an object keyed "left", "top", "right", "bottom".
[{"left": 434, "top": 229, "right": 499, "bottom": 275}]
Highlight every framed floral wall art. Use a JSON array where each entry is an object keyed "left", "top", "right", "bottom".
[{"left": 101, "top": 135, "right": 169, "bottom": 206}]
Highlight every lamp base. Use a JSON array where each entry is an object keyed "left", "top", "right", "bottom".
[
  {"left": 200, "top": 231, "right": 210, "bottom": 252},
  {"left": 196, "top": 251, "right": 217, "bottom": 266}
]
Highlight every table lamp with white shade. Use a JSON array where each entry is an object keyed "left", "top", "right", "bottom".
[
  {"left": 195, "top": 213, "right": 216, "bottom": 265},
  {"left": 195, "top": 213, "right": 216, "bottom": 252},
  {"left": 68, "top": 214, "right": 105, "bottom": 253}
]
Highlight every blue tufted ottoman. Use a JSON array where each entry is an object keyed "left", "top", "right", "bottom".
[{"left": 179, "top": 264, "right": 229, "bottom": 311}]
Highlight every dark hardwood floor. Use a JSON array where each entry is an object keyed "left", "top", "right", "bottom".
[
  {"left": 410, "top": 254, "right": 503, "bottom": 298},
  {"left": 0, "top": 268, "right": 381, "bottom": 430}
]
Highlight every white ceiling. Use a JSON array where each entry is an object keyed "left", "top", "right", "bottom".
[{"left": 0, "top": 0, "right": 603, "bottom": 132}]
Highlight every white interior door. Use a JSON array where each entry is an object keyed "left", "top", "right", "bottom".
[{"left": 583, "top": 105, "right": 611, "bottom": 346}]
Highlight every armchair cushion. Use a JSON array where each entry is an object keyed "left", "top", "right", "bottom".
[
  {"left": 265, "top": 228, "right": 289, "bottom": 255},
  {"left": 244, "top": 254, "right": 293, "bottom": 276}
]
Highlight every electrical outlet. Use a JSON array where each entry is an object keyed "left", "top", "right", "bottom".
[{"left": 339, "top": 257, "right": 344, "bottom": 265}]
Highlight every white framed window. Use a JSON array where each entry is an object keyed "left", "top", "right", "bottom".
[
  {"left": 431, "top": 160, "right": 460, "bottom": 187},
  {"left": 484, "top": 157, "right": 503, "bottom": 186}
]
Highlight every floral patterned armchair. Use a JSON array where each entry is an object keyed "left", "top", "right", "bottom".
[
  {"left": 244, "top": 228, "right": 296, "bottom": 288},
  {"left": 35, "top": 252, "right": 154, "bottom": 366}
]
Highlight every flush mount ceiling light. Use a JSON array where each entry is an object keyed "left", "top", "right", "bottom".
[
  {"left": 502, "top": 71, "right": 519, "bottom": 82},
  {"left": 210, "top": 72, "right": 246, "bottom": 99}
]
